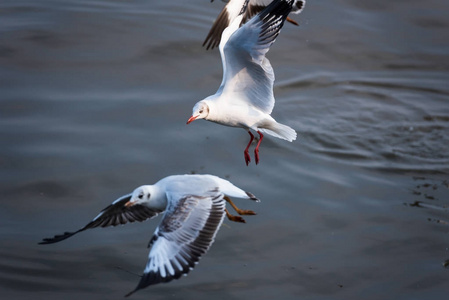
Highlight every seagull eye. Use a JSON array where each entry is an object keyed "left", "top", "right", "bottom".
[
  {"left": 199, "top": 109, "right": 204, "bottom": 114},
  {"left": 138, "top": 194, "right": 143, "bottom": 199}
]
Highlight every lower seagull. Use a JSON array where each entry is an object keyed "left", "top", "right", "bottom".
[{"left": 39, "top": 174, "right": 259, "bottom": 296}]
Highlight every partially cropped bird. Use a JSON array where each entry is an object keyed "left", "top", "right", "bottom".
[
  {"left": 188, "top": 0, "right": 298, "bottom": 165},
  {"left": 39, "top": 174, "right": 259, "bottom": 296},
  {"left": 203, "top": 0, "right": 306, "bottom": 50}
]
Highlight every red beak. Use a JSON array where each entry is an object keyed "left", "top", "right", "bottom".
[{"left": 186, "top": 115, "right": 198, "bottom": 124}]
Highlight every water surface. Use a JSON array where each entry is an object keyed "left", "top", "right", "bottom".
[{"left": 1, "top": 0, "right": 448, "bottom": 299}]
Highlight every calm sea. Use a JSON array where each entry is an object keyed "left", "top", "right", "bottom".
[{"left": 1, "top": 0, "right": 448, "bottom": 299}]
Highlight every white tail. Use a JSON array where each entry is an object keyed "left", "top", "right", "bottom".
[{"left": 259, "top": 122, "right": 297, "bottom": 142}]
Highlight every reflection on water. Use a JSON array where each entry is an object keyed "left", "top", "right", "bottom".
[{"left": 1, "top": 0, "right": 448, "bottom": 299}]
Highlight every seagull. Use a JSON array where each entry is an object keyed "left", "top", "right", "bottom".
[
  {"left": 203, "top": 0, "right": 306, "bottom": 50},
  {"left": 39, "top": 174, "right": 259, "bottom": 296},
  {"left": 188, "top": 0, "right": 298, "bottom": 165}
]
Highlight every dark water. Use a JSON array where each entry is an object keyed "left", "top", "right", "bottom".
[{"left": 1, "top": 0, "right": 448, "bottom": 299}]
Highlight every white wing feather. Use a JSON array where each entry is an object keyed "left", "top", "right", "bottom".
[
  {"left": 216, "top": 0, "right": 293, "bottom": 114},
  {"left": 126, "top": 190, "right": 225, "bottom": 296}
]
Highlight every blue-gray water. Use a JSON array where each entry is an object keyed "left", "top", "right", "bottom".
[{"left": 1, "top": 0, "right": 448, "bottom": 299}]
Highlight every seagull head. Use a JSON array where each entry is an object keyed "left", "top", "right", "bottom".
[
  {"left": 187, "top": 101, "right": 209, "bottom": 124},
  {"left": 125, "top": 185, "right": 153, "bottom": 207}
]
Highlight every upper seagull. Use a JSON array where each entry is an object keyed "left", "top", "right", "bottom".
[
  {"left": 188, "top": 0, "right": 298, "bottom": 165},
  {"left": 203, "top": 0, "right": 306, "bottom": 50},
  {"left": 39, "top": 174, "right": 259, "bottom": 296}
]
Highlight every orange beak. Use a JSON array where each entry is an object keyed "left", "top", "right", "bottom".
[
  {"left": 124, "top": 201, "right": 135, "bottom": 208},
  {"left": 286, "top": 17, "right": 299, "bottom": 26},
  {"left": 186, "top": 115, "right": 198, "bottom": 124}
]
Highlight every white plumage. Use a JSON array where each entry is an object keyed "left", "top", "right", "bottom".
[
  {"left": 189, "top": 0, "right": 299, "bottom": 165},
  {"left": 39, "top": 174, "right": 259, "bottom": 296}
]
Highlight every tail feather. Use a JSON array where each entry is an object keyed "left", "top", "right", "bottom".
[{"left": 258, "top": 122, "right": 297, "bottom": 142}]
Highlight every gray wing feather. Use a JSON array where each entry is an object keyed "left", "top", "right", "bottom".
[
  {"left": 39, "top": 194, "right": 162, "bottom": 244},
  {"left": 126, "top": 190, "right": 225, "bottom": 296}
]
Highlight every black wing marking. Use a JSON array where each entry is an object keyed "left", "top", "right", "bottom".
[
  {"left": 39, "top": 194, "right": 163, "bottom": 244},
  {"left": 203, "top": 0, "right": 250, "bottom": 50},
  {"left": 204, "top": 0, "right": 300, "bottom": 50},
  {"left": 203, "top": 2, "right": 232, "bottom": 50},
  {"left": 241, "top": 3, "right": 266, "bottom": 24}
]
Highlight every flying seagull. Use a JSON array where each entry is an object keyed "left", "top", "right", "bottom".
[
  {"left": 39, "top": 174, "right": 259, "bottom": 296},
  {"left": 188, "top": 0, "right": 298, "bottom": 165}
]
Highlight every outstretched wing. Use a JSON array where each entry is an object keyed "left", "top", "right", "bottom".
[
  {"left": 125, "top": 190, "right": 225, "bottom": 297},
  {"left": 203, "top": 0, "right": 249, "bottom": 50},
  {"left": 39, "top": 194, "right": 162, "bottom": 244},
  {"left": 204, "top": 0, "right": 305, "bottom": 50},
  {"left": 241, "top": 0, "right": 273, "bottom": 23},
  {"left": 218, "top": 0, "right": 294, "bottom": 114}
]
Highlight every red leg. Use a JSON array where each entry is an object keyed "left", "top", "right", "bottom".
[
  {"left": 244, "top": 131, "right": 254, "bottom": 166},
  {"left": 254, "top": 131, "right": 264, "bottom": 165}
]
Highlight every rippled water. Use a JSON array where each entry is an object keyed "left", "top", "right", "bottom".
[{"left": 1, "top": 0, "right": 448, "bottom": 299}]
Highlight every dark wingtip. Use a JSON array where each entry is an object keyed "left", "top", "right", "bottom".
[
  {"left": 246, "top": 192, "right": 260, "bottom": 202},
  {"left": 202, "top": 37, "right": 218, "bottom": 50},
  {"left": 38, "top": 231, "right": 79, "bottom": 245},
  {"left": 124, "top": 289, "right": 137, "bottom": 298}
]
